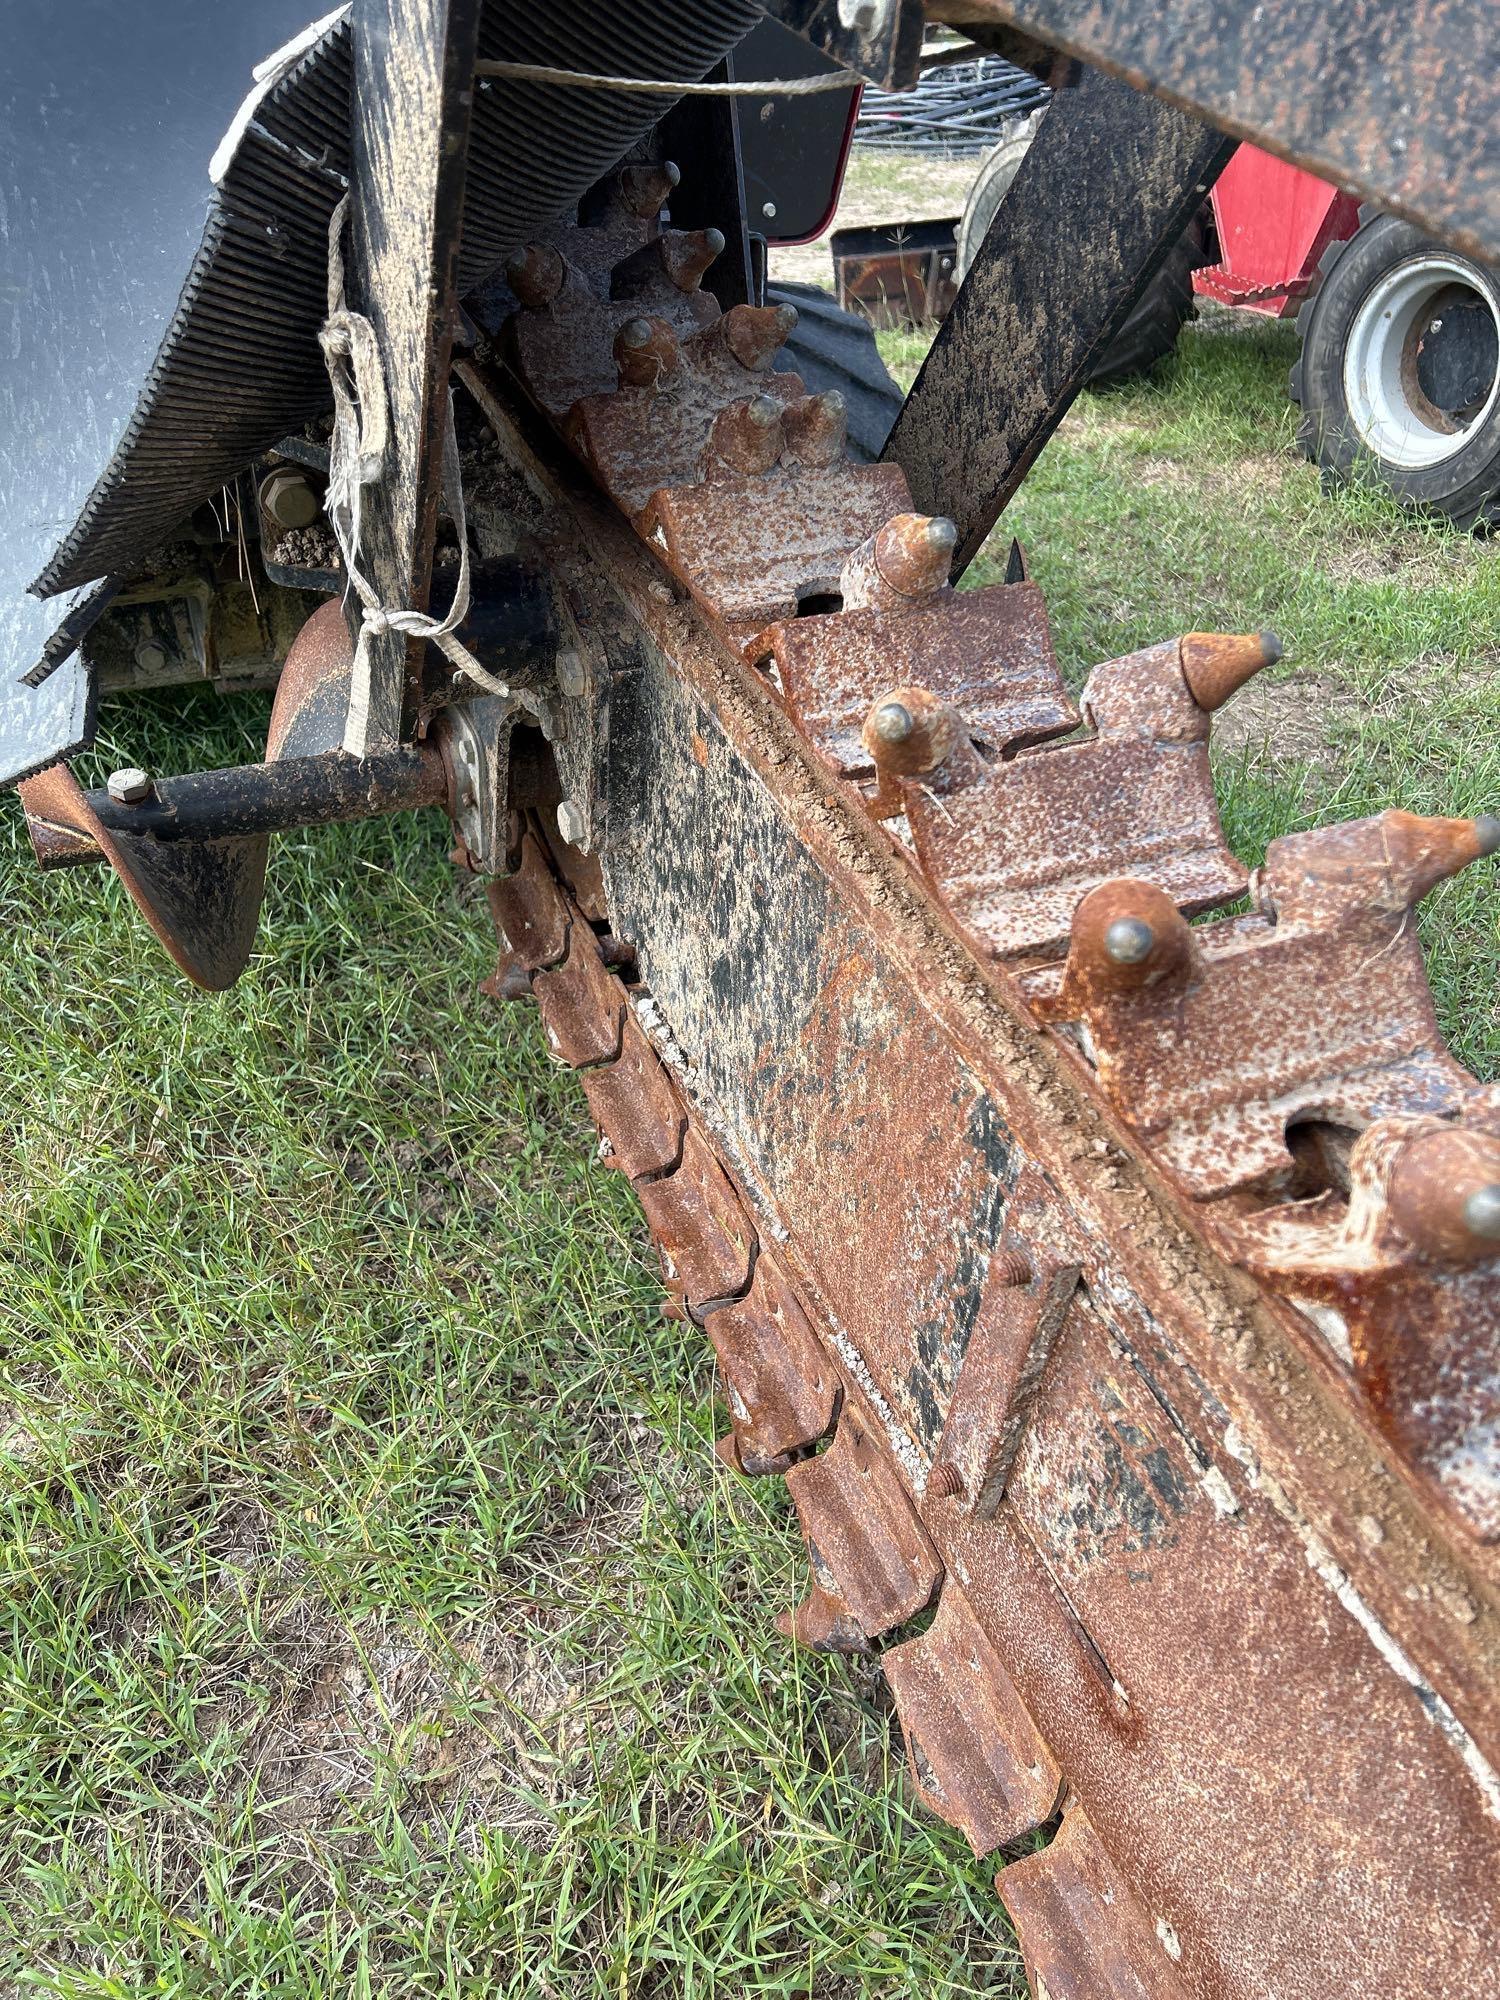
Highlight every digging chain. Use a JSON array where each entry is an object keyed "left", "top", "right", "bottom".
[{"left": 470, "top": 161, "right": 1500, "bottom": 1997}]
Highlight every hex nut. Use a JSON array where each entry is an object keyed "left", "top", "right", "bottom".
[{"left": 106, "top": 767, "right": 153, "bottom": 805}]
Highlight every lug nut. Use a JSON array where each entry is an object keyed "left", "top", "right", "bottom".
[{"left": 106, "top": 767, "right": 153, "bottom": 805}]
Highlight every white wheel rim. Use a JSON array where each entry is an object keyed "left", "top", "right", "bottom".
[{"left": 1342, "top": 253, "right": 1500, "bottom": 470}]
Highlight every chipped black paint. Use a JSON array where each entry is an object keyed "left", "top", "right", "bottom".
[{"left": 603, "top": 633, "right": 1017, "bottom": 1453}]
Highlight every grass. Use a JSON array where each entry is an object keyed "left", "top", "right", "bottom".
[{"left": 2, "top": 283, "right": 1498, "bottom": 1995}]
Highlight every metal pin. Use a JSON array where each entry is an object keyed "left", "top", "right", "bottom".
[
  {"left": 1180, "top": 630, "right": 1283, "bottom": 711},
  {"left": 1463, "top": 1185, "right": 1500, "bottom": 1242},
  {"left": 1104, "top": 916, "right": 1156, "bottom": 965},
  {"left": 872, "top": 701, "right": 914, "bottom": 746},
  {"left": 505, "top": 243, "right": 566, "bottom": 310}
]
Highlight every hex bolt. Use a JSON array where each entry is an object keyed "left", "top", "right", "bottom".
[
  {"left": 106, "top": 767, "right": 153, "bottom": 805},
  {"left": 556, "top": 799, "right": 586, "bottom": 846},
  {"left": 133, "top": 642, "right": 168, "bottom": 674},
  {"left": 258, "top": 467, "right": 321, "bottom": 531},
  {"left": 1104, "top": 916, "right": 1157, "bottom": 966},
  {"left": 991, "top": 1247, "right": 1033, "bottom": 1288}
]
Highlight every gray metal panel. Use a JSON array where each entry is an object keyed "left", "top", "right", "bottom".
[{"left": 0, "top": 0, "right": 318, "bottom": 785}]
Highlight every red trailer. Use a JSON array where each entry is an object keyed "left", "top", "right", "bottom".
[{"left": 842, "top": 125, "right": 1500, "bottom": 528}]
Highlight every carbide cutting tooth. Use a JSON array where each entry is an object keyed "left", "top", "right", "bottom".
[
  {"left": 1063, "top": 879, "right": 1196, "bottom": 1002},
  {"left": 1179, "top": 629, "right": 1283, "bottom": 711},
  {"left": 504, "top": 242, "right": 566, "bottom": 310},
  {"left": 705, "top": 393, "right": 785, "bottom": 475},
  {"left": 1387, "top": 1126, "right": 1500, "bottom": 1264},
  {"left": 618, "top": 159, "right": 681, "bottom": 219},
  {"left": 862, "top": 685, "right": 986, "bottom": 814},
  {"left": 721, "top": 301, "right": 798, "bottom": 369},
  {"left": 782, "top": 391, "right": 847, "bottom": 468},
  {"left": 840, "top": 511, "right": 957, "bottom": 610},
  {"left": 661, "top": 225, "right": 725, "bottom": 292},
  {"left": 613, "top": 313, "right": 680, "bottom": 388}
]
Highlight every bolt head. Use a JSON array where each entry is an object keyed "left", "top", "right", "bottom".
[
  {"left": 107, "top": 767, "right": 153, "bottom": 805},
  {"left": 1463, "top": 1184, "right": 1500, "bottom": 1243},
  {"left": 556, "top": 799, "right": 586, "bottom": 847},
  {"left": 133, "top": 642, "right": 168, "bottom": 674},
  {"left": 1103, "top": 915, "right": 1156, "bottom": 965},
  {"left": 872, "top": 701, "right": 914, "bottom": 746}
]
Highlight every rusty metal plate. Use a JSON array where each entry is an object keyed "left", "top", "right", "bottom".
[
  {"left": 634, "top": 1125, "right": 756, "bottom": 1313},
  {"left": 904, "top": 640, "right": 1247, "bottom": 960},
  {"left": 1226, "top": 1098, "right": 1500, "bottom": 1539},
  {"left": 703, "top": 1248, "right": 839, "bottom": 1472},
  {"left": 484, "top": 828, "right": 568, "bottom": 979},
  {"left": 936, "top": 1296, "right": 1500, "bottom": 1999},
  {"left": 644, "top": 460, "right": 913, "bottom": 637},
  {"left": 764, "top": 581, "right": 1077, "bottom": 780},
  {"left": 929, "top": 1241, "right": 1082, "bottom": 1519},
  {"left": 783, "top": 1400, "right": 942, "bottom": 1640},
  {"left": 883, "top": 1579, "right": 1062, "bottom": 1856},
  {"left": 999, "top": 1806, "right": 1189, "bottom": 2000},
  {"left": 1047, "top": 811, "right": 1484, "bottom": 1198},
  {"left": 532, "top": 925, "right": 626, "bottom": 1068},
  {"left": 579, "top": 1008, "right": 686, "bottom": 1181}
]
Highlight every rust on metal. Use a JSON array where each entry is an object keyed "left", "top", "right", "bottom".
[
  {"left": 764, "top": 580, "right": 1077, "bottom": 783},
  {"left": 532, "top": 923, "right": 627, "bottom": 1068},
  {"left": 999, "top": 1806, "right": 1190, "bottom": 2000},
  {"left": 703, "top": 1249, "right": 839, "bottom": 1473},
  {"left": 579, "top": 1009, "right": 687, "bottom": 1182},
  {"left": 634, "top": 1125, "right": 756, "bottom": 1315},
  {"left": 902, "top": 638, "right": 1249, "bottom": 959},
  {"left": 1046, "top": 810, "right": 1488, "bottom": 1198},
  {"left": 884, "top": 1578, "right": 1063, "bottom": 1855}
]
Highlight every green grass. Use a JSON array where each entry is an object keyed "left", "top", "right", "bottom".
[{"left": 2, "top": 304, "right": 1497, "bottom": 1997}]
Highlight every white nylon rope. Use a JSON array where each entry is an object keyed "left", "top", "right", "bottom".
[
  {"left": 318, "top": 195, "right": 526, "bottom": 754},
  {"left": 472, "top": 60, "right": 860, "bottom": 94}
]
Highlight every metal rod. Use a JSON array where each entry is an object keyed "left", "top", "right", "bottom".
[{"left": 87, "top": 747, "right": 448, "bottom": 842}]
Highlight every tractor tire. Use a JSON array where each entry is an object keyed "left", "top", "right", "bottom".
[
  {"left": 1290, "top": 207, "right": 1500, "bottom": 529},
  {"left": 768, "top": 279, "right": 906, "bottom": 461},
  {"left": 955, "top": 111, "right": 1207, "bottom": 388}
]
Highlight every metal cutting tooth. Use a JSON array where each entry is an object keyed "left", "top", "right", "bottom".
[
  {"left": 720, "top": 300, "right": 799, "bottom": 370},
  {"left": 781, "top": 390, "right": 847, "bottom": 468},
  {"left": 840, "top": 511, "right": 957, "bottom": 611},
  {"left": 612, "top": 313, "right": 681, "bottom": 388},
  {"left": 899, "top": 635, "right": 1253, "bottom": 960},
  {"left": 1046, "top": 809, "right": 1492, "bottom": 1199},
  {"left": 504, "top": 242, "right": 566, "bottom": 309},
  {"left": 616, "top": 159, "right": 681, "bottom": 220}
]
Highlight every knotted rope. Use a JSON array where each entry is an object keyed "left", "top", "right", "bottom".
[{"left": 319, "top": 194, "right": 526, "bottom": 753}]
